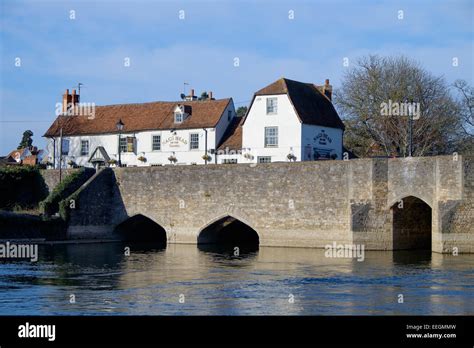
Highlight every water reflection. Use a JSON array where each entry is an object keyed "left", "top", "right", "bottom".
[{"left": 0, "top": 242, "right": 473, "bottom": 315}]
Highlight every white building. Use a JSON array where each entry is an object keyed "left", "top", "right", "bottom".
[
  {"left": 44, "top": 89, "right": 236, "bottom": 167},
  {"left": 218, "top": 78, "right": 345, "bottom": 163},
  {"left": 44, "top": 78, "right": 345, "bottom": 168}
]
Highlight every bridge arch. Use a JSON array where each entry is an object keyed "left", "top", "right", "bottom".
[
  {"left": 390, "top": 195, "right": 432, "bottom": 250},
  {"left": 114, "top": 213, "right": 167, "bottom": 245},
  {"left": 197, "top": 214, "right": 260, "bottom": 247},
  {"left": 388, "top": 193, "right": 433, "bottom": 211}
]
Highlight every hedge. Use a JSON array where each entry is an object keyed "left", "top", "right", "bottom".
[{"left": 0, "top": 166, "right": 48, "bottom": 210}]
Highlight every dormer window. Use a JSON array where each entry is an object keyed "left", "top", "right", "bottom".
[
  {"left": 174, "top": 111, "right": 184, "bottom": 123},
  {"left": 174, "top": 105, "right": 189, "bottom": 123}
]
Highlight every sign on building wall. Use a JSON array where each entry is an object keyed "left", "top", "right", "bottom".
[{"left": 163, "top": 135, "right": 188, "bottom": 148}]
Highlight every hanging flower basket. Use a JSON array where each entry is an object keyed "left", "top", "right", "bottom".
[
  {"left": 243, "top": 153, "right": 254, "bottom": 160},
  {"left": 202, "top": 154, "right": 212, "bottom": 161},
  {"left": 168, "top": 155, "right": 178, "bottom": 163},
  {"left": 287, "top": 153, "right": 297, "bottom": 161},
  {"left": 138, "top": 156, "right": 147, "bottom": 162},
  {"left": 108, "top": 159, "right": 117, "bottom": 165}
]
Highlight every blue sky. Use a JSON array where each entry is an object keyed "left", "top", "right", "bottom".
[{"left": 0, "top": 0, "right": 472, "bottom": 154}]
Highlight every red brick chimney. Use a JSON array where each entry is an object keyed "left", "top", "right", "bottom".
[
  {"left": 190, "top": 89, "right": 195, "bottom": 99},
  {"left": 62, "top": 89, "right": 80, "bottom": 114},
  {"left": 62, "top": 89, "right": 72, "bottom": 114},
  {"left": 323, "top": 79, "right": 332, "bottom": 100},
  {"left": 209, "top": 91, "right": 213, "bottom": 100},
  {"left": 71, "top": 89, "right": 79, "bottom": 113}
]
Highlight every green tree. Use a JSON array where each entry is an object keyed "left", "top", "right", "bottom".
[
  {"left": 236, "top": 106, "right": 248, "bottom": 118},
  {"left": 199, "top": 91, "right": 209, "bottom": 100},
  {"left": 334, "top": 55, "right": 464, "bottom": 157},
  {"left": 18, "top": 130, "right": 33, "bottom": 149}
]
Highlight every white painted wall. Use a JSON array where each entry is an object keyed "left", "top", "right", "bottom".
[
  {"left": 242, "top": 94, "right": 302, "bottom": 163},
  {"left": 47, "top": 129, "right": 215, "bottom": 167},
  {"left": 242, "top": 94, "right": 343, "bottom": 163}
]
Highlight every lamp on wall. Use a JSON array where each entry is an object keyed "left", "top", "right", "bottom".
[{"left": 116, "top": 119, "right": 124, "bottom": 167}]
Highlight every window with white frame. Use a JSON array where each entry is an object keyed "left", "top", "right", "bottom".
[
  {"left": 266, "top": 97, "right": 278, "bottom": 114},
  {"left": 257, "top": 156, "right": 271, "bottom": 163},
  {"left": 264, "top": 127, "right": 278, "bottom": 147},
  {"left": 190, "top": 133, "right": 199, "bottom": 150},
  {"left": 174, "top": 112, "right": 183, "bottom": 123},
  {"left": 80, "top": 140, "right": 89, "bottom": 156},
  {"left": 152, "top": 135, "right": 161, "bottom": 151}
]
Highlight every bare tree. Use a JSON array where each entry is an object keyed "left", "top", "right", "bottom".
[
  {"left": 453, "top": 79, "right": 473, "bottom": 135},
  {"left": 334, "top": 55, "right": 464, "bottom": 157}
]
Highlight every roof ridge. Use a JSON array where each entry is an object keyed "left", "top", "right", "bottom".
[{"left": 92, "top": 98, "right": 230, "bottom": 108}]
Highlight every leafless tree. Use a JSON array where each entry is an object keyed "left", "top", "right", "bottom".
[{"left": 334, "top": 55, "right": 466, "bottom": 157}]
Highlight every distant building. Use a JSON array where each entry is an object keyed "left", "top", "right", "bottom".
[{"left": 3, "top": 147, "right": 46, "bottom": 166}]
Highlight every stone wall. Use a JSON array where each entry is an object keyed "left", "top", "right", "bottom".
[
  {"left": 40, "top": 169, "right": 81, "bottom": 194},
  {"left": 65, "top": 156, "right": 474, "bottom": 253}
]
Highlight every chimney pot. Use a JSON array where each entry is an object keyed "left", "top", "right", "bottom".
[{"left": 322, "top": 79, "right": 333, "bottom": 101}]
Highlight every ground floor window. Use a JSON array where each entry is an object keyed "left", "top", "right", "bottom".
[
  {"left": 120, "top": 137, "right": 135, "bottom": 153},
  {"left": 190, "top": 133, "right": 199, "bottom": 150},
  {"left": 257, "top": 156, "right": 271, "bottom": 163},
  {"left": 152, "top": 135, "right": 161, "bottom": 151},
  {"left": 264, "top": 126, "right": 278, "bottom": 147}
]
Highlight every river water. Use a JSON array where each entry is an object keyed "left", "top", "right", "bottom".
[{"left": 0, "top": 242, "right": 473, "bottom": 315}]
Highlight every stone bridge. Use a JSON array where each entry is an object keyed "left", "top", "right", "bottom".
[{"left": 65, "top": 156, "right": 474, "bottom": 253}]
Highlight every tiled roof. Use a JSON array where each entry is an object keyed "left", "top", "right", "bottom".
[
  {"left": 251, "top": 78, "right": 345, "bottom": 130},
  {"left": 44, "top": 99, "right": 232, "bottom": 137},
  {"left": 8, "top": 148, "right": 28, "bottom": 161},
  {"left": 217, "top": 117, "right": 244, "bottom": 151},
  {"left": 22, "top": 155, "right": 38, "bottom": 166}
]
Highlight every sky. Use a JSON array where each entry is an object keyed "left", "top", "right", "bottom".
[{"left": 0, "top": 0, "right": 473, "bottom": 154}]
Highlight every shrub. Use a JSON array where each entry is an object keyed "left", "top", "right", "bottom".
[{"left": 39, "top": 168, "right": 92, "bottom": 217}]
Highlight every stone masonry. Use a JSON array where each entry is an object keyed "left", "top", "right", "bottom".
[{"left": 65, "top": 156, "right": 474, "bottom": 253}]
